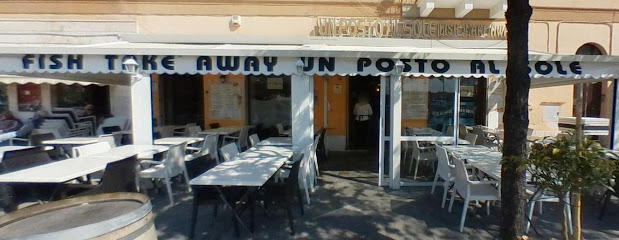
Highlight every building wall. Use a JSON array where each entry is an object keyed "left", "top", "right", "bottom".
[{"left": 0, "top": 0, "right": 618, "bottom": 144}]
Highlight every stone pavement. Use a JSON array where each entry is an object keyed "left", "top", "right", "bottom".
[{"left": 150, "top": 151, "right": 619, "bottom": 240}]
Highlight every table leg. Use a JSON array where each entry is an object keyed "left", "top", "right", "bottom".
[{"left": 215, "top": 186, "right": 252, "bottom": 235}]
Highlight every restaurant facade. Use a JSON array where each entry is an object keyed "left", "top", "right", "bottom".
[{"left": 0, "top": 0, "right": 618, "bottom": 189}]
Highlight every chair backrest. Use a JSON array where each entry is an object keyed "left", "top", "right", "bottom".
[
  {"left": 238, "top": 126, "right": 250, "bottom": 149},
  {"left": 28, "top": 133, "right": 55, "bottom": 146},
  {"left": 248, "top": 134, "right": 260, "bottom": 148},
  {"left": 464, "top": 133, "right": 478, "bottom": 146},
  {"left": 199, "top": 134, "right": 220, "bottom": 164},
  {"left": 73, "top": 142, "right": 112, "bottom": 157},
  {"left": 472, "top": 126, "right": 486, "bottom": 145},
  {"left": 298, "top": 145, "right": 313, "bottom": 185},
  {"left": 411, "top": 140, "right": 421, "bottom": 156},
  {"left": 458, "top": 124, "right": 468, "bottom": 139},
  {"left": 435, "top": 145, "right": 453, "bottom": 180},
  {"left": 163, "top": 143, "right": 187, "bottom": 176},
  {"left": 185, "top": 154, "right": 217, "bottom": 179},
  {"left": 276, "top": 123, "right": 285, "bottom": 134},
  {"left": 209, "top": 123, "right": 220, "bottom": 129},
  {"left": 101, "top": 125, "right": 122, "bottom": 134},
  {"left": 220, "top": 142, "right": 240, "bottom": 162},
  {"left": 287, "top": 153, "right": 304, "bottom": 190},
  {"left": 96, "top": 155, "right": 140, "bottom": 193},
  {"left": 185, "top": 125, "right": 202, "bottom": 136},
  {"left": 1, "top": 148, "right": 51, "bottom": 172},
  {"left": 446, "top": 125, "right": 454, "bottom": 136},
  {"left": 98, "top": 134, "right": 117, "bottom": 148},
  {"left": 452, "top": 158, "right": 471, "bottom": 195},
  {"left": 32, "top": 128, "right": 62, "bottom": 139}
]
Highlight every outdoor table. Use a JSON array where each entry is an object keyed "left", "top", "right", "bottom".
[
  {"left": 255, "top": 137, "right": 292, "bottom": 147},
  {"left": 442, "top": 145, "right": 502, "bottom": 180},
  {"left": 92, "top": 144, "right": 169, "bottom": 159},
  {"left": 197, "top": 126, "right": 242, "bottom": 136},
  {"left": 42, "top": 137, "right": 99, "bottom": 146},
  {"left": 190, "top": 146, "right": 292, "bottom": 234},
  {"left": 0, "top": 146, "right": 33, "bottom": 161},
  {"left": 403, "top": 136, "right": 470, "bottom": 145},
  {"left": 153, "top": 137, "right": 203, "bottom": 145},
  {"left": 0, "top": 155, "right": 128, "bottom": 183}
]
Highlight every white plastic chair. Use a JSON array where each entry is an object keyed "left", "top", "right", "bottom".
[
  {"left": 224, "top": 126, "right": 250, "bottom": 151},
  {"left": 472, "top": 126, "right": 487, "bottom": 145},
  {"left": 276, "top": 123, "right": 288, "bottom": 136},
  {"left": 98, "top": 134, "right": 117, "bottom": 148},
  {"left": 72, "top": 142, "right": 112, "bottom": 157},
  {"left": 525, "top": 185, "right": 573, "bottom": 234},
  {"left": 431, "top": 145, "right": 455, "bottom": 208},
  {"left": 219, "top": 142, "right": 240, "bottom": 162},
  {"left": 140, "top": 143, "right": 191, "bottom": 206},
  {"left": 298, "top": 145, "right": 312, "bottom": 204},
  {"left": 186, "top": 134, "right": 219, "bottom": 164},
  {"left": 408, "top": 140, "right": 437, "bottom": 179},
  {"left": 464, "top": 133, "right": 478, "bottom": 146},
  {"left": 248, "top": 134, "right": 260, "bottom": 148},
  {"left": 448, "top": 158, "right": 500, "bottom": 232}
]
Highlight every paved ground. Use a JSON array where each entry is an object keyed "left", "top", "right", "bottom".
[
  {"left": 1, "top": 150, "right": 617, "bottom": 239},
  {"left": 149, "top": 151, "right": 619, "bottom": 240}
]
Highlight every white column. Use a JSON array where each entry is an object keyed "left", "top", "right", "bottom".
[
  {"left": 378, "top": 75, "right": 387, "bottom": 186},
  {"left": 389, "top": 62, "right": 404, "bottom": 189},
  {"left": 612, "top": 79, "right": 619, "bottom": 149},
  {"left": 131, "top": 75, "right": 154, "bottom": 145},
  {"left": 291, "top": 73, "right": 312, "bottom": 150}
]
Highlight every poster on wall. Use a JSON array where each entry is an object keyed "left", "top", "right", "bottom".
[
  {"left": 267, "top": 78, "right": 284, "bottom": 90},
  {"left": 210, "top": 82, "right": 242, "bottom": 119},
  {"left": 402, "top": 77, "right": 428, "bottom": 120},
  {"left": 17, "top": 83, "right": 42, "bottom": 112}
]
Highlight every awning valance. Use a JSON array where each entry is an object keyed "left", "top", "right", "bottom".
[
  {"left": 0, "top": 74, "right": 130, "bottom": 86},
  {"left": 0, "top": 42, "right": 617, "bottom": 79}
]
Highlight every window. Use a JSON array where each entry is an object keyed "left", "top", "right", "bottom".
[
  {"left": 17, "top": 83, "right": 41, "bottom": 112},
  {"left": 247, "top": 75, "right": 291, "bottom": 127},
  {"left": 0, "top": 84, "right": 7, "bottom": 113},
  {"left": 52, "top": 84, "right": 111, "bottom": 115}
]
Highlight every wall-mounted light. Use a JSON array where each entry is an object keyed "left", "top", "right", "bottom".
[
  {"left": 295, "top": 59, "right": 305, "bottom": 74},
  {"left": 394, "top": 61, "right": 405, "bottom": 75},
  {"left": 231, "top": 15, "right": 242, "bottom": 27},
  {"left": 122, "top": 58, "right": 140, "bottom": 76}
]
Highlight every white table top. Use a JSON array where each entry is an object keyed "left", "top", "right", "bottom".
[
  {"left": 197, "top": 127, "right": 242, "bottom": 135},
  {"left": 402, "top": 136, "right": 470, "bottom": 145},
  {"left": 237, "top": 146, "right": 294, "bottom": 160},
  {"left": 92, "top": 145, "right": 169, "bottom": 159},
  {"left": 42, "top": 137, "right": 99, "bottom": 145},
  {"left": 442, "top": 145, "right": 502, "bottom": 180},
  {"left": 0, "top": 155, "right": 128, "bottom": 183},
  {"left": 114, "top": 125, "right": 186, "bottom": 135},
  {"left": 256, "top": 137, "right": 292, "bottom": 147},
  {"left": 190, "top": 146, "right": 291, "bottom": 186},
  {"left": 0, "top": 146, "right": 34, "bottom": 159},
  {"left": 154, "top": 137, "right": 203, "bottom": 145}
]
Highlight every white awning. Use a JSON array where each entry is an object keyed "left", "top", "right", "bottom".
[
  {"left": 0, "top": 41, "right": 617, "bottom": 80},
  {"left": 0, "top": 74, "right": 130, "bottom": 86}
]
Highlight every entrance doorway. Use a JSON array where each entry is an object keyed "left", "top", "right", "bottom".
[
  {"left": 348, "top": 76, "right": 381, "bottom": 151},
  {"left": 160, "top": 74, "right": 204, "bottom": 127}
]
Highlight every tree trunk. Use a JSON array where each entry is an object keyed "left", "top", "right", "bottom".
[
  {"left": 501, "top": 1, "right": 532, "bottom": 239},
  {"left": 572, "top": 191, "right": 582, "bottom": 240}
]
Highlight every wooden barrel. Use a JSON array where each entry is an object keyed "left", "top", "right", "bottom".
[{"left": 0, "top": 193, "right": 156, "bottom": 240}]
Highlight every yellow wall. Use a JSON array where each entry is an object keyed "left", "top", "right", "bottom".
[
  {"left": 314, "top": 75, "right": 348, "bottom": 136},
  {"left": 202, "top": 74, "right": 245, "bottom": 128},
  {"left": 313, "top": 76, "right": 325, "bottom": 130},
  {"left": 150, "top": 74, "right": 161, "bottom": 123}
]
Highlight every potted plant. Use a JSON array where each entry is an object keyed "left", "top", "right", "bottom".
[{"left": 527, "top": 135, "right": 617, "bottom": 240}]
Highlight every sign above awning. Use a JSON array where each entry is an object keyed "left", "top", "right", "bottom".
[{"left": 0, "top": 42, "right": 617, "bottom": 79}]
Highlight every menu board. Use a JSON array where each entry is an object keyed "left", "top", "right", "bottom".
[
  {"left": 210, "top": 82, "right": 242, "bottom": 119},
  {"left": 402, "top": 77, "right": 428, "bottom": 120}
]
